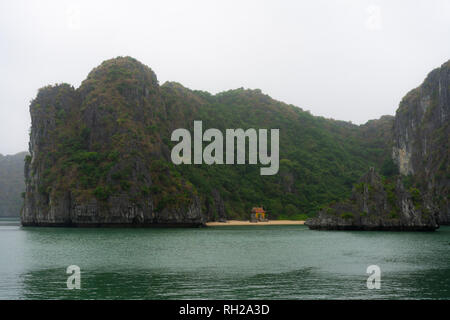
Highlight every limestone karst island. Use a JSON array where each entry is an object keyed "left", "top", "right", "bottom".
[
  {"left": 3, "top": 0, "right": 450, "bottom": 304},
  {"left": 16, "top": 57, "right": 448, "bottom": 231}
]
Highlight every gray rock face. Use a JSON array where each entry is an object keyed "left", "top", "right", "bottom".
[
  {"left": 22, "top": 189, "right": 204, "bottom": 227},
  {"left": 305, "top": 168, "right": 439, "bottom": 231},
  {"left": 392, "top": 60, "right": 450, "bottom": 224},
  {"left": 309, "top": 60, "right": 449, "bottom": 230},
  {"left": 306, "top": 61, "right": 449, "bottom": 231},
  {"left": 21, "top": 57, "right": 205, "bottom": 227}
]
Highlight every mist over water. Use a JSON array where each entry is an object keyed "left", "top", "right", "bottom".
[{"left": 0, "top": 219, "right": 449, "bottom": 299}]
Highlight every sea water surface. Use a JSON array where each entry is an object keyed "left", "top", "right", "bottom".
[{"left": 0, "top": 218, "right": 449, "bottom": 299}]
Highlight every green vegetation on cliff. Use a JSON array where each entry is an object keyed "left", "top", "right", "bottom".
[
  {"left": 161, "top": 84, "right": 394, "bottom": 219},
  {"left": 24, "top": 57, "right": 395, "bottom": 222}
]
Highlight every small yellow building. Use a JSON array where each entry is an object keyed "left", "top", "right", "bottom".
[{"left": 251, "top": 207, "right": 268, "bottom": 222}]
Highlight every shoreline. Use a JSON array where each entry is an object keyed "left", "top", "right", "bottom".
[{"left": 205, "top": 220, "right": 305, "bottom": 227}]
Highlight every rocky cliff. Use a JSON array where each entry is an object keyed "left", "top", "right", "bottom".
[
  {"left": 22, "top": 57, "right": 204, "bottom": 226},
  {"left": 23, "top": 56, "right": 400, "bottom": 226},
  {"left": 306, "top": 60, "right": 449, "bottom": 230},
  {"left": 22, "top": 56, "right": 448, "bottom": 227},
  {"left": 392, "top": 60, "right": 449, "bottom": 224},
  {"left": 305, "top": 167, "right": 439, "bottom": 231}
]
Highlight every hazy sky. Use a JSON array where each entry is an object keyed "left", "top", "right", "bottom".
[{"left": 1, "top": 0, "right": 449, "bottom": 155}]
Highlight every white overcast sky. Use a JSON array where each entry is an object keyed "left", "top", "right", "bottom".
[{"left": 1, "top": 0, "right": 449, "bottom": 155}]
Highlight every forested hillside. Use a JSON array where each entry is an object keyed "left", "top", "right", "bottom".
[
  {"left": 22, "top": 57, "right": 395, "bottom": 225},
  {"left": 0, "top": 152, "right": 27, "bottom": 217},
  {"left": 161, "top": 82, "right": 394, "bottom": 219}
]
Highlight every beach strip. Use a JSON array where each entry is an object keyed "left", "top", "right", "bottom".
[{"left": 206, "top": 220, "right": 305, "bottom": 226}]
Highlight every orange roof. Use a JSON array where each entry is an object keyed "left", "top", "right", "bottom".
[{"left": 252, "top": 207, "right": 265, "bottom": 213}]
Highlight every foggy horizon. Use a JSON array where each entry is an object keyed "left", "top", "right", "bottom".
[{"left": 1, "top": 0, "right": 450, "bottom": 155}]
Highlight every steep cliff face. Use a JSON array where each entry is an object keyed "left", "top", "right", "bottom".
[
  {"left": 392, "top": 60, "right": 450, "bottom": 224},
  {"left": 22, "top": 57, "right": 204, "bottom": 226},
  {"left": 306, "top": 60, "right": 449, "bottom": 230},
  {"left": 305, "top": 168, "right": 439, "bottom": 231},
  {"left": 23, "top": 56, "right": 446, "bottom": 227}
]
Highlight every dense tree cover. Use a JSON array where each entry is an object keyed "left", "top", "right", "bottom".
[
  {"left": 161, "top": 84, "right": 394, "bottom": 219},
  {"left": 28, "top": 58, "right": 196, "bottom": 218},
  {"left": 27, "top": 57, "right": 395, "bottom": 221},
  {"left": 0, "top": 152, "right": 27, "bottom": 216}
]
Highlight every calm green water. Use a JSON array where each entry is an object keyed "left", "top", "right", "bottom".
[{"left": 0, "top": 219, "right": 449, "bottom": 299}]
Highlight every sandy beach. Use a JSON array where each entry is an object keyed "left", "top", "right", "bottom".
[{"left": 206, "top": 220, "right": 305, "bottom": 226}]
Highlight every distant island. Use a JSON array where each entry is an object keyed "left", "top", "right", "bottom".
[
  {"left": 0, "top": 152, "right": 27, "bottom": 217},
  {"left": 18, "top": 57, "right": 448, "bottom": 229}
]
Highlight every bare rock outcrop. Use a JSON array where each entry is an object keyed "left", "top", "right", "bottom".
[
  {"left": 21, "top": 57, "right": 204, "bottom": 227},
  {"left": 392, "top": 60, "right": 449, "bottom": 224},
  {"left": 305, "top": 168, "right": 439, "bottom": 231}
]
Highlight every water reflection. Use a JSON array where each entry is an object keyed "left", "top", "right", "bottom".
[
  {"left": 18, "top": 266, "right": 450, "bottom": 299},
  {"left": 1, "top": 223, "right": 449, "bottom": 299}
]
